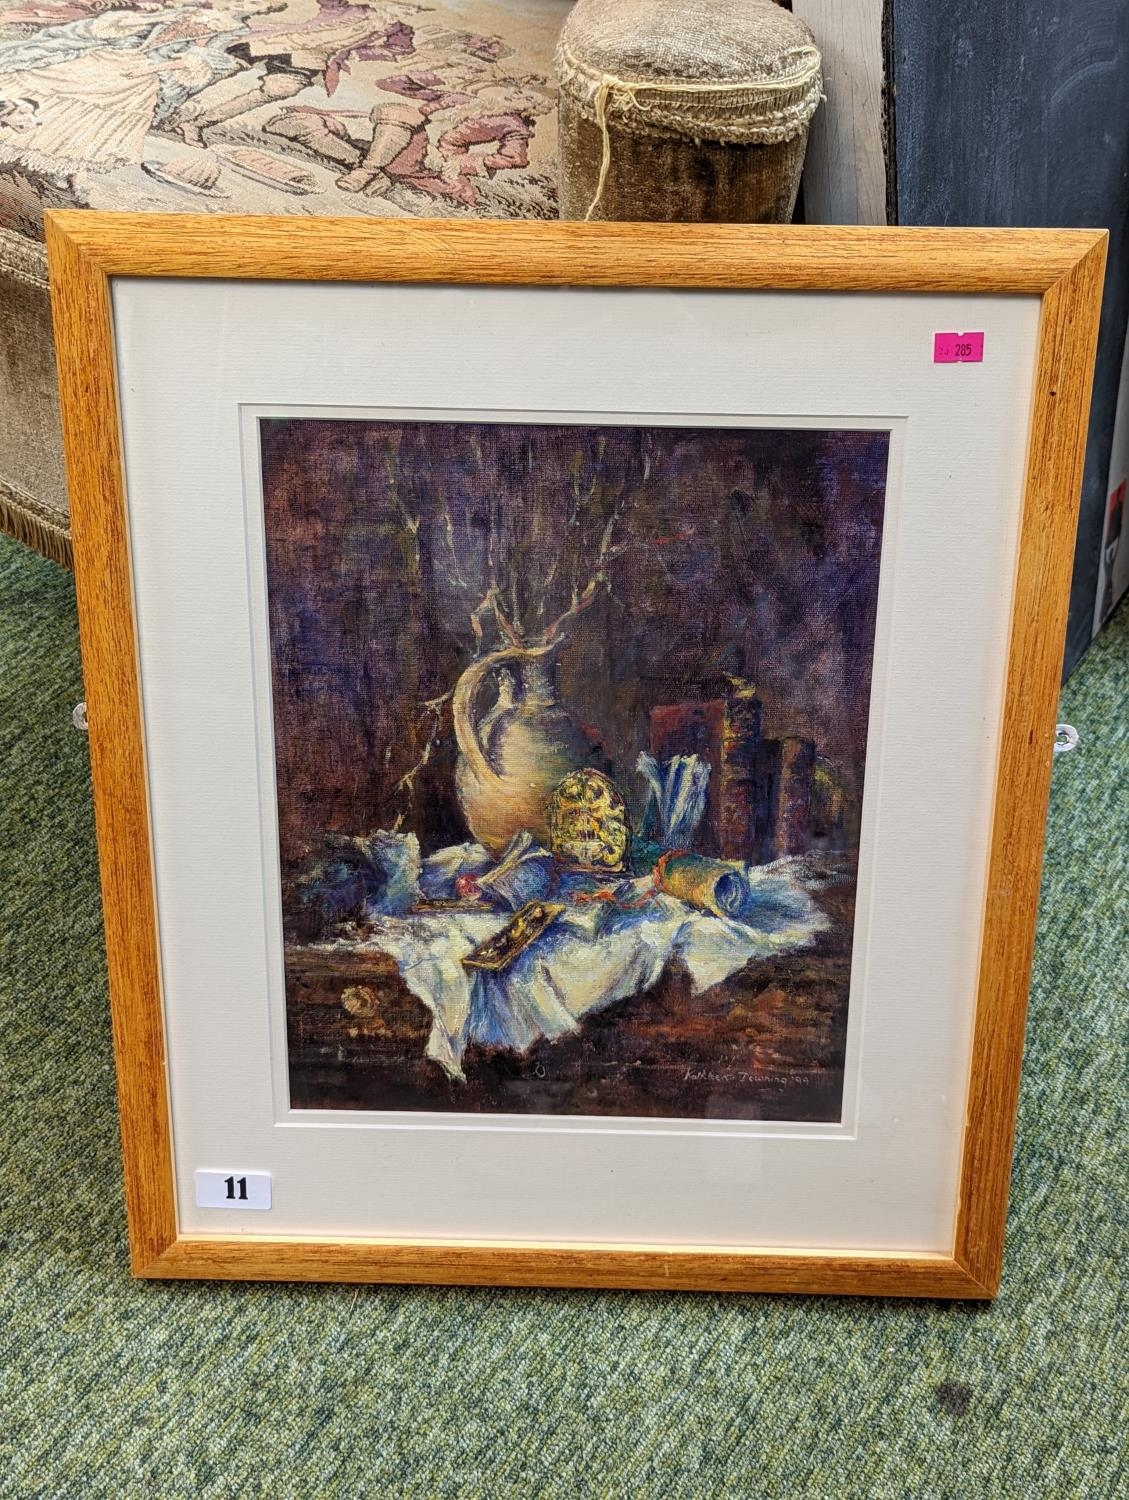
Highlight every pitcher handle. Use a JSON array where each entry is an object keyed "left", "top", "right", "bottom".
[{"left": 451, "top": 643, "right": 556, "bottom": 793}]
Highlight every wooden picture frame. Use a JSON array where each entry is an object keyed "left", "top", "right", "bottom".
[{"left": 46, "top": 213, "right": 1105, "bottom": 1296}]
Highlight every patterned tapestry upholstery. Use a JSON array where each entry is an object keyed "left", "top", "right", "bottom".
[
  {"left": 0, "top": 0, "right": 568, "bottom": 561},
  {"left": 0, "top": 0, "right": 565, "bottom": 232}
]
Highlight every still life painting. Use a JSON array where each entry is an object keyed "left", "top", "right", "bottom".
[{"left": 261, "top": 417, "right": 890, "bottom": 1121}]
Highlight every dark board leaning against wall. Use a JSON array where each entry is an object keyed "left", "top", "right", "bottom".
[{"left": 889, "top": 0, "right": 1129, "bottom": 674}]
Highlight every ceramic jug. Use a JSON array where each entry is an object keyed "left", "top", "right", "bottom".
[{"left": 452, "top": 644, "right": 604, "bottom": 853}]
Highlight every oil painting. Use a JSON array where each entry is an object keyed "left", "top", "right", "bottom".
[{"left": 261, "top": 417, "right": 890, "bottom": 1121}]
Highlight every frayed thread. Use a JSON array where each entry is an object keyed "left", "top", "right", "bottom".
[{"left": 0, "top": 479, "right": 72, "bottom": 568}]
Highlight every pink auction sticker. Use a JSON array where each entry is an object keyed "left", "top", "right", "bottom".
[{"left": 934, "top": 331, "right": 985, "bottom": 363}]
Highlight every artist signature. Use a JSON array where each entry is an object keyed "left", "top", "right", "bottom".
[
  {"left": 521, "top": 1063, "right": 817, "bottom": 1088},
  {"left": 682, "top": 1067, "right": 815, "bottom": 1087}
]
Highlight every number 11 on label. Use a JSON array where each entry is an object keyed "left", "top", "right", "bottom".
[{"left": 194, "top": 1169, "right": 272, "bottom": 1210}]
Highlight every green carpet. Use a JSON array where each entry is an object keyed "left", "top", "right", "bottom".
[{"left": 1, "top": 531, "right": 1125, "bottom": 1499}]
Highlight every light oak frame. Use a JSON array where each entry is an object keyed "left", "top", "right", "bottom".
[{"left": 45, "top": 214, "right": 1105, "bottom": 1297}]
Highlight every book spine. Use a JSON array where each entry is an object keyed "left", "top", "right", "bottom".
[
  {"left": 754, "top": 739, "right": 780, "bottom": 863},
  {"left": 717, "top": 686, "right": 762, "bottom": 861},
  {"left": 763, "top": 736, "right": 815, "bottom": 859}
]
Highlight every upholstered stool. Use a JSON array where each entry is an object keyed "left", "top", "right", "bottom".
[{"left": 0, "top": 0, "right": 567, "bottom": 565}]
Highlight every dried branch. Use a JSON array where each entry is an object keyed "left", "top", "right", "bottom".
[
  {"left": 443, "top": 509, "right": 468, "bottom": 590},
  {"left": 469, "top": 586, "right": 521, "bottom": 650},
  {"left": 536, "top": 540, "right": 628, "bottom": 645},
  {"left": 539, "top": 448, "right": 600, "bottom": 617},
  {"left": 536, "top": 457, "right": 633, "bottom": 645},
  {"left": 382, "top": 434, "right": 419, "bottom": 537},
  {"left": 391, "top": 687, "right": 454, "bottom": 830}
]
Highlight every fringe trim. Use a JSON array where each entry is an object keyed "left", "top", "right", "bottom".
[
  {"left": 0, "top": 226, "right": 49, "bottom": 292},
  {"left": 0, "top": 476, "right": 72, "bottom": 568},
  {"left": 556, "top": 39, "right": 823, "bottom": 146}
]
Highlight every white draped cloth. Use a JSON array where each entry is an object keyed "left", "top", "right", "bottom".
[{"left": 313, "top": 849, "right": 828, "bottom": 1080}]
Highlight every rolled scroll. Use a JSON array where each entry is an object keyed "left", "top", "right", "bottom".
[{"left": 652, "top": 851, "right": 750, "bottom": 919}]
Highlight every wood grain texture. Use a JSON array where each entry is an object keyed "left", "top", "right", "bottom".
[
  {"left": 145, "top": 1237, "right": 986, "bottom": 1298},
  {"left": 792, "top": 0, "right": 887, "bottom": 225},
  {"left": 954, "top": 235, "right": 1108, "bottom": 1294},
  {"left": 46, "top": 212, "right": 1098, "bottom": 294},
  {"left": 44, "top": 217, "right": 177, "bottom": 1272},
  {"left": 43, "top": 213, "right": 1106, "bottom": 1296}
]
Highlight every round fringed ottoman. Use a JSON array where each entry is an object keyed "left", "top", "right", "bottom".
[{"left": 556, "top": 0, "right": 823, "bottom": 222}]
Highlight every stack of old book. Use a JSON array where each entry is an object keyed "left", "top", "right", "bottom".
[{"left": 649, "top": 680, "right": 822, "bottom": 865}]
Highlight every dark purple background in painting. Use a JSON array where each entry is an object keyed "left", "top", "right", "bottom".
[
  {"left": 260, "top": 419, "right": 889, "bottom": 869},
  {"left": 261, "top": 418, "right": 889, "bottom": 1120}
]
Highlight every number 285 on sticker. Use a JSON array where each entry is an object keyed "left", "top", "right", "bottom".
[
  {"left": 195, "top": 1169, "right": 272, "bottom": 1210},
  {"left": 934, "top": 331, "right": 985, "bottom": 363}
]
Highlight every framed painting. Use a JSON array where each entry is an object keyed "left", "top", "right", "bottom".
[{"left": 46, "top": 214, "right": 1104, "bottom": 1296}]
